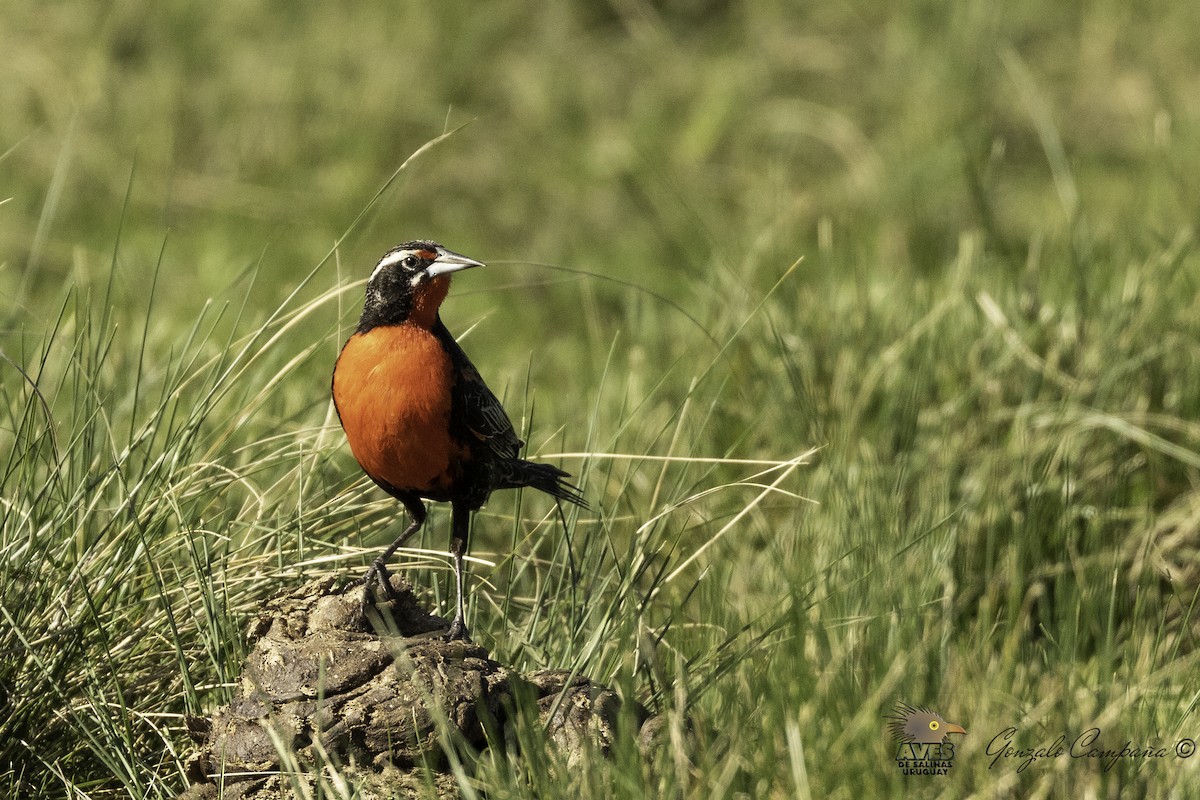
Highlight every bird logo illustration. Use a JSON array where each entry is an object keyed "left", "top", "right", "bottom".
[
  {"left": 886, "top": 703, "right": 966, "bottom": 776},
  {"left": 887, "top": 703, "right": 968, "bottom": 743}
]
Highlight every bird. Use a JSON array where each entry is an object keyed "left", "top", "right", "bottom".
[
  {"left": 331, "top": 240, "right": 587, "bottom": 640},
  {"left": 886, "top": 704, "right": 967, "bottom": 744}
]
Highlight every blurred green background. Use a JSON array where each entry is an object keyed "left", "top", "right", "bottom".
[
  {"left": 3, "top": 1, "right": 1200, "bottom": 797},
  {"left": 8, "top": 2, "right": 1196, "bottom": 314}
]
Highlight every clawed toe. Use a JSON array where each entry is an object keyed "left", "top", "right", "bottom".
[
  {"left": 446, "top": 617, "right": 471, "bottom": 642},
  {"left": 359, "top": 560, "right": 402, "bottom": 605}
]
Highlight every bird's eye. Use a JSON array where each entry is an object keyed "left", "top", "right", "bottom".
[
  {"left": 402, "top": 256, "right": 419, "bottom": 269},
  {"left": 929, "top": 721, "right": 940, "bottom": 731}
]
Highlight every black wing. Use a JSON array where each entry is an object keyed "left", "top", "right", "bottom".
[{"left": 433, "top": 318, "right": 523, "bottom": 464}]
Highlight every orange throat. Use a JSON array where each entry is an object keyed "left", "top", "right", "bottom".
[{"left": 408, "top": 276, "right": 450, "bottom": 328}]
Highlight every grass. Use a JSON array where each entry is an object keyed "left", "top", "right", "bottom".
[{"left": 3, "top": 1, "right": 1200, "bottom": 797}]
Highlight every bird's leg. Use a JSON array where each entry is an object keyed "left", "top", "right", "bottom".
[
  {"left": 446, "top": 502, "right": 471, "bottom": 641},
  {"left": 361, "top": 495, "right": 426, "bottom": 603}
]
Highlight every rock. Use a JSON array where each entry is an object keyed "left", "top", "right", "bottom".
[
  {"left": 181, "top": 577, "right": 653, "bottom": 798},
  {"left": 523, "top": 669, "right": 642, "bottom": 769}
]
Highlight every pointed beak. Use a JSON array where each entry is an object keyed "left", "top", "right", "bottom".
[
  {"left": 425, "top": 247, "right": 485, "bottom": 278},
  {"left": 944, "top": 723, "right": 967, "bottom": 736}
]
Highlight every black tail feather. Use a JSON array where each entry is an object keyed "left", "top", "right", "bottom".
[{"left": 508, "top": 460, "right": 589, "bottom": 510}]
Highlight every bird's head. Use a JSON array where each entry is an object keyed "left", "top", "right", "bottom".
[
  {"left": 357, "top": 241, "right": 485, "bottom": 332},
  {"left": 886, "top": 704, "right": 967, "bottom": 744}
]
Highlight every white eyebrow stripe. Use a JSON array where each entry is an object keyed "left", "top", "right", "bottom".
[{"left": 369, "top": 249, "right": 415, "bottom": 282}]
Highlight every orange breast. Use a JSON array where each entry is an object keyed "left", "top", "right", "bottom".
[{"left": 332, "top": 325, "right": 459, "bottom": 494}]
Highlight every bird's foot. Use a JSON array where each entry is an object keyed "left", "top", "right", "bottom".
[
  {"left": 358, "top": 558, "right": 402, "bottom": 605},
  {"left": 446, "top": 615, "right": 471, "bottom": 642}
]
